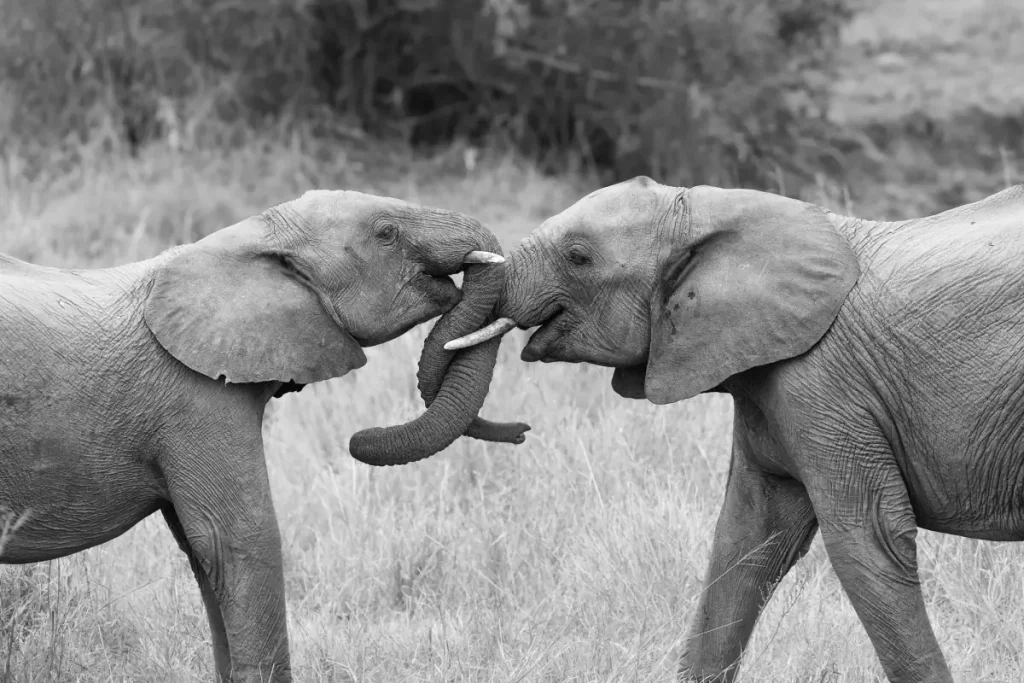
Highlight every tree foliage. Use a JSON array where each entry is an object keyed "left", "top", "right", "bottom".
[{"left": 0, "top": 0, "right": 857, "bottom": 187}]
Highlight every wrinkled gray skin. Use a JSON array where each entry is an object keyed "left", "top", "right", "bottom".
[
  {"left": 0, "top": 190, "right": 518, "bottom": 682},
  {"left": 460, "top": 177, "right": 1024, "bottom": 683}
]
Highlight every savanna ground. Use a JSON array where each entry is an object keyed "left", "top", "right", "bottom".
[{"left": 3, "top": 1, "right": 1024, "bottom": 681}]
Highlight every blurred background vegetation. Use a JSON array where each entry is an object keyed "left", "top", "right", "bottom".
[{"left": 1, "top": 0, "right": 1020, "bottom": 218}]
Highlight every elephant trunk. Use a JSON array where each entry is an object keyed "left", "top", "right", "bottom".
[
  {"left": 414, "top": 240, "right": 531, "bottom": 443},
  {"left": 493, "top": 242, "right": 529, "bottom": 322},
  {"left": 348, "top": 229, "right": 529, "bottom": 467},
  {"left": 441, "top": 242, "right": 538, "bottom": 352}
]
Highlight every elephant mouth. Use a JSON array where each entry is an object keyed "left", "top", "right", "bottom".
[
  {"left": 521, "top": 307, "right": 567, "bottom": 362},
  {"left": 352, "top": 273, "right": 460, "bottom": 347},
  {"left": 418, "top": 272, "right": 463, "bottom": 310},
  {"left": 440, "top": 300, "right": 569, "bottom": 359},
  {"left": 352, "top": 250, "right": 504, "bottom": 348},
  {"left": 403, "top": 272, "right": 463, "bottom": 332}
]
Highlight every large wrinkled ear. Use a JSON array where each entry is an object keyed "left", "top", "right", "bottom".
[
  {"left": 644, "top": 187, "right": 859, "bottom": 404},
  {"left": 144, "top": 217, "right": 366, "bottom": 384}
]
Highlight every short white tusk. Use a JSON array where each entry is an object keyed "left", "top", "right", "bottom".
[
  {"left": 463, "top": 250, "right": 505, "bottom": 264},
  {"left": 444, "top": 317, "right": 517, "bottom": 350}
]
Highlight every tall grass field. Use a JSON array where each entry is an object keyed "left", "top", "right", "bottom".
[
  {"left": 3, "top": 0, "right": 1024, "bottom": 680},
  {"left": 2, "top": 137, "right": 1023, "bottom": 683}
]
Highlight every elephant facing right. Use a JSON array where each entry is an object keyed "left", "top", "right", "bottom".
[{"left": 450, "top": 177, "right": 1024, "bottom": 683}]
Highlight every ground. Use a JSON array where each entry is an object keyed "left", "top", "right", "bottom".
[{"left": 3, "top": 1, "right": 1024, "bottom": 681}]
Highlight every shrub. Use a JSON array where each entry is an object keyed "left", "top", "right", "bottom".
[
  {"left": 0, "top": 0, "right": 858, "bottom": 189},
  {"left": 0, "top": 0, "right": 314, "bottom": 169},
  {"left": 304, "top": 0, "right": 858, "bottom": 187}
]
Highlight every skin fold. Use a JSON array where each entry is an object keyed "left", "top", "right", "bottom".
[
  {"left": 0, "top": 189, "right": 526, "bottom": 683},
  {"left": 451, "top": 177, "right": 1024, "bottom": 683}
]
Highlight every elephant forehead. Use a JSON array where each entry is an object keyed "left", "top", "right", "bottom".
[
  {"left": 296, "top": 191, "right": 478, "bottom": 228},
  {"left": 540, "top": 184, "right": 665, "bottom": 240},
  {"left": 294, "top": 189, "right": 411, "bottom": 216},
  {"left": 588, "top": 180, "right": 667, "bottom": 220}
]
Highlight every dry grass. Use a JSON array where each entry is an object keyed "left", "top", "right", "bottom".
[
  {"left": 2, "top": 136, "right": 1024, "bottom": 683},
  {"left": 3, "top": 0, "right": 1024, "bottom": 678}
]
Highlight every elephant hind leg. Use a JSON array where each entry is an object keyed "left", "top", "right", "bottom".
[
  {"left": 679, "top": 425, "right": 819, "bottom": 682},
  {"left": 807, "top": 429, "right": 952, "bottom": 683},
  {"left": 162, "top": 505, "right": 231, "bottom": 681}
]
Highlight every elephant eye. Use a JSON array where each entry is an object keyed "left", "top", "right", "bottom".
[
  {"left": 566, "top": 245, "right": 591, "bottom": 266},
  {"left": 374, "top": 221, "right": 399, "bottom": 245}
]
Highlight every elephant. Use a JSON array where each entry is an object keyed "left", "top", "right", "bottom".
[
  {"left": 0, "top": 189, "right": 528, "bottom": 682},
  {"left": 448, "top": 176, "right": 1024, "bottom": 682}
]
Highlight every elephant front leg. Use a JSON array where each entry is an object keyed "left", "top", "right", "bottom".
[
  {"left": 163, "top": 507, "right": 232, "bottom": 680},
  {"left": 679, "top": 431, "right": 818, "bottom": 682},
  {"left": 164, "top": 442, "right": 292, "bottom": 682},
  {"left": 809, "top": 442, "right": 951, "bottom": 683}
]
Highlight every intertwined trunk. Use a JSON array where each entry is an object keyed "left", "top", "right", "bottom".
[{"left": 348, "top": 236, "right": 527, "bottom": 466}]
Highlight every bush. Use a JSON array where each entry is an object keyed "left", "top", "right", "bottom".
[
  {"left": 0, "top": 0, "right": 315, "bottom": 169},
  {"left": 305, "top": 0, "right": 858, "bottom": 187},
  {"left": 0, "top": 0, "right": 857, "bottom": 189}
]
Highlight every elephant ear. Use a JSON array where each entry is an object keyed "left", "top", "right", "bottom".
[
  {"left": 144, "top": 217, "right": 366, "bottom": 385},
  {"left": 644, "top": 186, "right": 860, "bottom": 404}
]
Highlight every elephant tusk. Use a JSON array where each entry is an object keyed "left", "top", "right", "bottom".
[
  {"left": 463, "top": 250, "right": 505, "bottom": 265},
  {"left": 444, "top": 317, "right": 517, "bottom": 350}
]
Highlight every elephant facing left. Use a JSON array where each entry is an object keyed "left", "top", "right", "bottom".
[{"left": 0, "top": 189, "right": 524, "bottom": 682}]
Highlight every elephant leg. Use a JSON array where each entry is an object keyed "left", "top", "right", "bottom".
[
  {"left": 679, "top": 429, "right": 818, "bottom": 682},
  {"left": 163, "top": 506, "right": 231, "bottom": 681},
  {"left": 163, "top": 438, "right": 292, "bottom": 683},
  {"left": 810, "top": 439, "right": 952, "bottom": 683}
]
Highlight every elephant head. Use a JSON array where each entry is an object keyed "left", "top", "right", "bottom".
[
  {"left": 144, "top": 189, "right": 527, "bottom": 463},
  {"left": 446, "top": 176, "right": 860, "bottom": 403}
]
